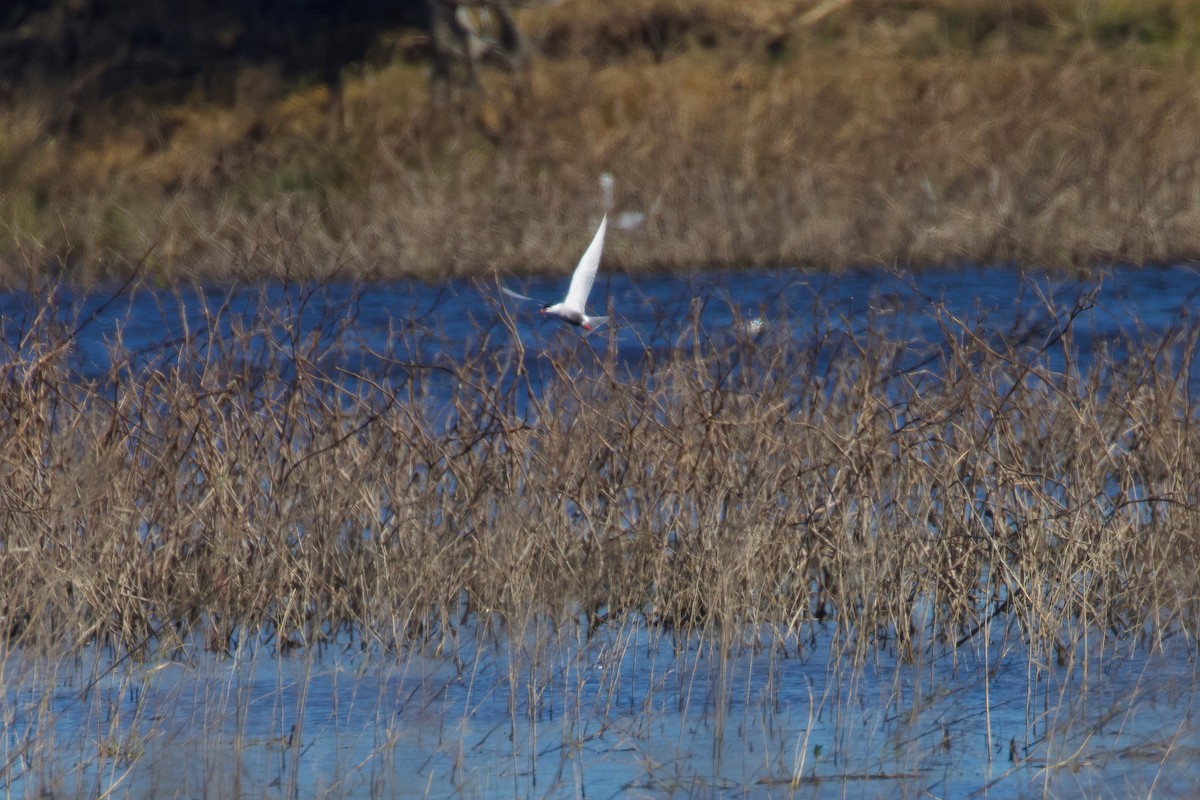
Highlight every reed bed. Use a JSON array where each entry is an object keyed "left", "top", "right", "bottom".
[
  {"left": 2, "top": 277, "right": 1200, "bottom": 796},
  {"left": 1, "top": 279, "right": 1197, "bottom": 672}
]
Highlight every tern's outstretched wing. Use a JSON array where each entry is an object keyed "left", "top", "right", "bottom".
[
  {"left": 499, "top": 285, "right": 535, "bottom": 303},
  {"left": 562, "top": 214, "right": 607, "bottom": 314}
]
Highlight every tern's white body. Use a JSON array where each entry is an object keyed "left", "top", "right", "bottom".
[{"left": 540, "top": 214, "right": 609, "bottom": 331}]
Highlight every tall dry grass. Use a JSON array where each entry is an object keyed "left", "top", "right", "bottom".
[
  {"left": 1, "top": 275, "right": 1197, "bottom": 676},
  {"left": 5, "top": 0, "right": 1200, "bottom": 281}
]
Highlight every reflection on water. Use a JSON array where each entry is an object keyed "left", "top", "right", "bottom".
[
  {"left": 3, "top": 263, "right": 1200, "bottom": 797},
  {"left": 5, "top": 621, "right": 1199, "bottom": 798}
]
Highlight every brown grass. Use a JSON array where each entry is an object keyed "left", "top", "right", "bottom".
[
  {"left": 1, "top": 276, "right": 1198, "bottom": 672},
  {"left": 4, "top": 1, "right": 1200, "bottom": 282}
]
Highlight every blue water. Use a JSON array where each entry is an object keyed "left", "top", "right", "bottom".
[
  {"left": 3, "top": 263, "right": 1200, "bottom": 798},
  {"left": 6, "top": 622, "right": 1199, "bottom": 798},
  {"left": 4, "top": 263, "right": 1199, "bottom": 387}
]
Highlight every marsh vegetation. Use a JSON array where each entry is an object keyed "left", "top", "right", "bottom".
[
  {"left": 7, "top": 0, "right": 1200, "bottom": 280},
  {"left": 2, "top": 267, "right": 1199, "bottom": 795},
  {"left": 4, "top": 2, "right": 1200, "bottom": 794}
]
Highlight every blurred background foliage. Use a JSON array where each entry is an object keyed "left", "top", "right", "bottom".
[{"left": 3, "top": 0, "right": 1200, "bottom": 281}]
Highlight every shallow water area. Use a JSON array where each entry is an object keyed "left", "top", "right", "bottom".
[
  {"left": 5, "top": 622, "right": 1200, "bottom": 798},
  {"left": 4, "top": 262, "right": 1199, "bottom": 389}
]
